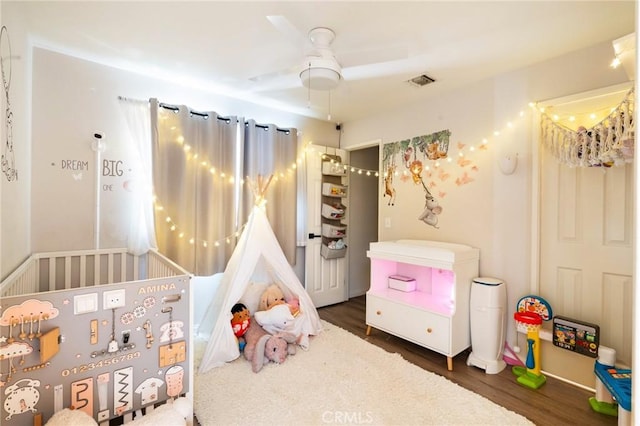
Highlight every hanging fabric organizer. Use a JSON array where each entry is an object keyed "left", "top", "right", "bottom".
[{"left": 540, "top": 88, "right": 635, "bottom": 167}]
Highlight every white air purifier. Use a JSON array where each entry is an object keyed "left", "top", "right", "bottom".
[{"left": 466, "top": 277, "right": 507, "bottom": 374}]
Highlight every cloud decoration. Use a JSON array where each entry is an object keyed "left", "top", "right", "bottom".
[
  {"left": 0, "top": 299, "right": 59, "bottom": 326},
  {"left": 0, "top": 341, "right": 33, "bottom": 359}
]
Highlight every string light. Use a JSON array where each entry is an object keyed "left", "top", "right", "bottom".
[
  {"left": 157, "top": 96, "right": 620, "bottom": 249},
  {"left": 529, "top": 93, "right": 631, "bottom": 130},
  {"left": 154, "top": 141, "right": 382, "bottom": 247},
  {"left": 610, "top": 56, "right": 621, "bottom": 69},
  {"left": 155, "top": 198, "right": 249, "bottom": 249}
]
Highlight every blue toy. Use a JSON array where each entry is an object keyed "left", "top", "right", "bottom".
[{"left": 589, "top": 360, "right": 631, "bottom": 419}]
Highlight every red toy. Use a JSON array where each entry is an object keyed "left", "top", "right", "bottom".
[{"left": 231, "top": 303, "right": 250, "bottom": 338}]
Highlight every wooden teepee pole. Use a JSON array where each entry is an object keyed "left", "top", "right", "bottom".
[{"left": 247, "top": 174, "right": 274, "bottom": 207}]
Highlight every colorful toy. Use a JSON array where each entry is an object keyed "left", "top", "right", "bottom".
[
  {"left": 231, "top": 303, "right": 250, "bottom": 351},
  {"left": 590, "top": 362, "right": 631, "bottom": 417},
  {"left": 552, "top": 316, "right": 599, "bottom": 358},
  {"left": 588, "top": 346, "right": 632, "bottom": 422},
  {"left": 512, "top": 295, "right": 552, "bottom": 389}
]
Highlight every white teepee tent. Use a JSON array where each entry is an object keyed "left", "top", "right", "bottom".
[{"left": 198, "top": 177, "right": 323, "bottom": 373}]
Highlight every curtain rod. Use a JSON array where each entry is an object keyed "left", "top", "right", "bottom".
[
  {"left": 248, "top": 122, "right": 291, "bottom": 134},
  {"left": 119, "top": 95, "right": 292, "bottom": 134},
  {"left": 158, "top": 102, "right": 231, "bottom": 123},
  {"left": 158, "top": 102, "right": 291, "bottom": 134}
]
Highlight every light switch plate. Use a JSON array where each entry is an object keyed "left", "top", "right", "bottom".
[{"left": 74, "top": 293, "right": 98, "bottom": 314}]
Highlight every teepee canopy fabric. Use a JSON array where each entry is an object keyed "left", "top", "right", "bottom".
[{"left": 198, "top": 203, "right": 323, "bottom": 373}]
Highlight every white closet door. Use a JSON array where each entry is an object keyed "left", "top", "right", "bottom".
[
  {"left": 304, "top": 144, "right": 348, "bottom": 307},
  {"left": 539, "top": 146, "right": 633, "bottom": 385}
]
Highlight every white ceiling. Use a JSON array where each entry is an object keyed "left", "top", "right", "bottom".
[{"left": 10, "top": 1, "right": 636, "bottom": 124}]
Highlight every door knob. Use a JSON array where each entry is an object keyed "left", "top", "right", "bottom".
[{"left": 308, "top": 233, "right": 321, "bottom": 239}]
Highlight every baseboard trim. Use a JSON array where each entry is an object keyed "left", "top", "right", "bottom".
[{"left": 541, "top": 369, "right": 595, "bottom": 393}]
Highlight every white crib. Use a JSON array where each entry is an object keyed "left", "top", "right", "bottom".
[{"left": 1, "top": 248, "right": 184, "bottom": 297}]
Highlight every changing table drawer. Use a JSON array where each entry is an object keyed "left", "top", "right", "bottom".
[{"left": 366, "top": 294, "right": 450, "bottom": 355}]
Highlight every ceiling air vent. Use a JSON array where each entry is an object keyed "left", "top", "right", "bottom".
[{"left": 407, "top": 74, "right": 435, "bottom": 87}]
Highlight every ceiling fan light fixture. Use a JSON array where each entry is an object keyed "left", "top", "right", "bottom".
[{"left": 300, "top": 66, "right": 341, "bottom": 91}]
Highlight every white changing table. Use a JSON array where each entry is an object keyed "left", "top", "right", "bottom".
[{"left": 365, "top": 240, "right": 479, "bottom": 370}]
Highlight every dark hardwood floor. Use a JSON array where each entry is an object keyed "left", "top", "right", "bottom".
[{"left": 318, "top": 296, "right": 617, "bottom": 426}]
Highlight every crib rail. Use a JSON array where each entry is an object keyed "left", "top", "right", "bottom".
[
  {"left": 1, "top": 248, "right": 189, "bottom": 297},
  {"left": 0, "top": 254, "right": 38, "bottom": 296},
  {"left": 147, "top": 249, "right": 190, "bottom": 279}
]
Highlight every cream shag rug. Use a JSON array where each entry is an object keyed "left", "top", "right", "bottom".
[{"left": 194, "top": 321, "right": 534, "bottom": 426}]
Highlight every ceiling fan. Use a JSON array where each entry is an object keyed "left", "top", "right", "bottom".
[
  {"left": 249, "top": 16, "right": 410, "bottom": 92},
  {"left": 298, "top": 27, "right": 342, "bottom": 91}
]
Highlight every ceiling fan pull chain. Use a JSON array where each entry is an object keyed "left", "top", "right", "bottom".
[{"left": 307, "top": 62, "right": 311, "bottom": 108}]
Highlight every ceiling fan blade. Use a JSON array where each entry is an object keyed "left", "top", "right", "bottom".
[
  {"left": 266, "top": 15, "right": 307, "bottom": 47},
  {"left": 337, "top": 44, "right": 409, "bottom": 69},
  {"left": 249, "top": 62, "right": 296, "bottom": 83},
  {"left": 341, "top": 53, "right": 428, "bottom": 82},
  {"left": 248, "top": 66, "right": 302, "bottom": 92}
]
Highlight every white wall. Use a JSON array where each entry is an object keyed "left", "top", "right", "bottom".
[
  {"left": 0, "top": 3, "right": 31, "bottom": 279},
  {"left": 28, "top": 47, "right": 338, "bottom": 276},
  {"left": 340, "top": 39, "right": 630, "bottom": 348},
  {"left": 0, "top": 35, "right": 338, "bottom": 279}
]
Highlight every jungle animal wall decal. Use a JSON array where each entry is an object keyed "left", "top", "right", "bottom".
[
  {"left": 383, "top": 164, "right": 396, "bottom": 206},
  {"left": 382, "top": 130, "right": 481, "bottom": 228}
]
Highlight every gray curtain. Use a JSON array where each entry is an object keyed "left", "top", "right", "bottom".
[
  {"left": 151, "top": 99, "right": 242, "bottom": 275},
  {"left": 243, "top": 120, "right": 298, "bottom": 264}
]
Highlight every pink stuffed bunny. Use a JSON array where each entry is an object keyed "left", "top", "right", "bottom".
[{"left": 243, "top": 318, "right": 297, "bottom": 373}]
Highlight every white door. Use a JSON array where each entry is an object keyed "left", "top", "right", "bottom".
[
  {"left": 305, "top": 144, "right": 348, "bottom": 307},
  {"left": 538, "top": 88, "right": 633, "bottom": 386}
]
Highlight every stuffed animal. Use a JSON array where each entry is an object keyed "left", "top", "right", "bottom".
[
  {"left": 231, "top": 303, "right": 250, "bottom": 351},
  {"left": 258, "top": 284, "right": 301, "bottom": 317},
  {"left": 254, "top": 304, "right": 297, "bottom": 355},
  {"left": 287, "top": 297, "right": 301, "bottom": 317},
  {"left": 258, "top": 284, "right": 287, "bottom": 311},
  {"left": 231, "top": 303, "right": 250, "bottom": 337},
  {"left": 242, "top": 318, "right": 297, "bottom": 373},
  {"left": 254, "top": 304, "right": 294, "bottom": 331}
]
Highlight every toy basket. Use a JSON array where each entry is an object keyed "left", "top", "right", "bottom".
[
  {"left": 514, "top": 311, "right": 542, "bottom": 334},
  {"left": 322, "top": 223, "right": 347, "bottom": 238},
  {"left": 322, "top": 182, "right": 347, "bottom": 197},
  {"left": 321, "top": 203, "right": 346, "bottom": 220}
]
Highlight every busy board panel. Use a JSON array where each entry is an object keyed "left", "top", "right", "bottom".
[{"left": 0, "top": 275, "right": 190, "bottom": 424}]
